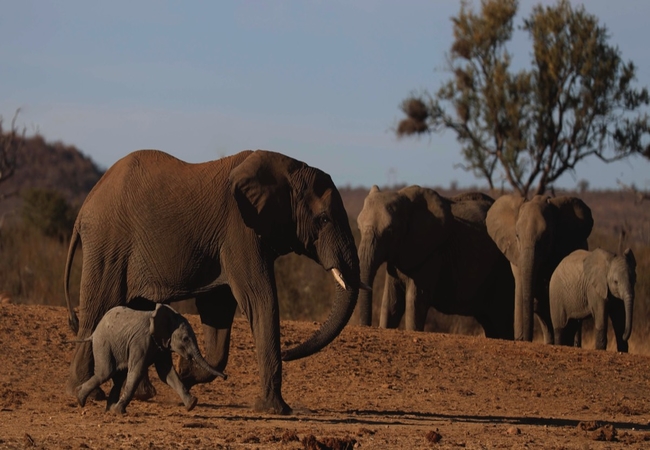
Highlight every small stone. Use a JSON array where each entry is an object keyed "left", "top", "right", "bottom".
[{"left": 506, "top": 426, "right": 521, "bottom": 435}]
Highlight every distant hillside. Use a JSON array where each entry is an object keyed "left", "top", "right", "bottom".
[{"left": 0, "top": 134, "right": 104, "bottom": 220}]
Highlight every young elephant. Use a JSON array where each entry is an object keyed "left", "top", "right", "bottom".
[
  {"left": 77, "top": 304, "right": 227, "bottom": 414},
  {"left": 549, "top": 248, "right": 636, "bottom": 351}
]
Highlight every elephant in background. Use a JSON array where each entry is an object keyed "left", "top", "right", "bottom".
[
  {"left": 76, "top": 304, "right": 226, "bottom": 414},
  {"left": 64, "top": 149, "right": 361, "bottom": 415},
  {"left": 356, "top": 186, "right": 514, "bottom": 339},
  {"left": 550, "top": 248, "right": 636, "bottom": 351},
  {"left": 486, "top": 194, "right": 593, "bottom": 342}
]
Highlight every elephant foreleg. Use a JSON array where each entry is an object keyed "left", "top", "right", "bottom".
[
  {"left": 608, "top": 300, "right": 629, "bottom": 353},
  {"left": 573, "top": 320, "right": 582, "bottom": 348},
  {"left": 179, "top": 287, "right": 237, "bottom": 387},
  {"left": 405, "top": 279, "right": 427, "bottom": 331},
  {"left": 379, "top": 270, "right": 406, "bottom": 328},
  {"left": 231, "top": 277, "right": 290, "bottom": 415},
  {"left": 155, "top": 353, "right": 197, "bottom": 411},
  {"left": 593, "top": 302, "right": 608, "bottom": 350},
  {"left": 534, "top": 289, "right": 554, "bottom": 344}
]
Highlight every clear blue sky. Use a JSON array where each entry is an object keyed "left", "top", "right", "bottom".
[{"left": 1, "top": 0, "right": 649, "bottom": 191}]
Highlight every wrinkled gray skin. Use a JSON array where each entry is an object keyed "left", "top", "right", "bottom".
[
  {"left": 77, "top": 304, "right": 226, "bottom": 414},
  {"left": 65, "top": 149, "right": 360, "bottom": 415},
  {"left": 550, "top": 248, "right": 636, "bottom": 351},
  {"left": 486, "top": 195, "right": 593, "bottom": 342},
  {"left": 357, "top": 186, "right": 514, "bottom": 338}
]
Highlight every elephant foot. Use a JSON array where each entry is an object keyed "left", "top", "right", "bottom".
[
  {"left": 254, "top": 396, "right": 292, "bottom": 415},
  {"left": 133, "top": 378, "right": 157, "bottom": 401},
  {"left": 67, "top": 378, "right": 106, "bottom": 402},
  {"left": 185, "top": 396, "right": 198, "bottom": 412},
  {"left": 109, "top": 403, "right": 127, "bottom": 415}
]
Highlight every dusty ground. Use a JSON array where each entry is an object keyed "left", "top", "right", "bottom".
[{"left": 2, "top": 304, "right": 650, "bottom": 449}]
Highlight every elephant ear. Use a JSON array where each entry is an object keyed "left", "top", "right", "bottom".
[
  {"left": 486, "top": 194, "right": 525, "bottom": 264},
  {"left": 400, "top": 186, "right": 452, "bottom": 267},
  {"left": 150, "top": 304, "right": 178, "bottom": 349},
  {"left": 229, "top": 150, "right": 300, "bottom": 237},
  {"left": 584, "top": 248, "right": 611, "bottom": 299},
  {"left": 548, "top": 196, "right": 594, "bottom": 255}
]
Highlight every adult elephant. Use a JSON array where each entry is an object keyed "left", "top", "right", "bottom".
[
  {"left": 486, "top": 194, "right": 593, "bottom": 343},
  {"left": 64, "top": 149, "right": 361, "bottom": 415},
  {"left": 356, "top": 186, "right": 514, "bottom": 339}
]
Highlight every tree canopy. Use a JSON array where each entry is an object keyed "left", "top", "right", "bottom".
[{"left": 398, "top": 0, "right": 650, "bottom": 196}]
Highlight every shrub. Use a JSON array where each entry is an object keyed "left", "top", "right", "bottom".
[{"left": 21, "top": 188, "right": 76, "bottom": 241}]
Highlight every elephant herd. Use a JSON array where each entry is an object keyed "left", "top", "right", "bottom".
[
  {"left": 63, "top": 150, "right": 637, "bottom": 416},
  {"left": 357, "top": 185, "right": 637, "bottom": 353}
]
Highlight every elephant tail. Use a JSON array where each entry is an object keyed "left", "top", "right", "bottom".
[{"left": 64, "top": 226, "right": 80, "bottom": 334}]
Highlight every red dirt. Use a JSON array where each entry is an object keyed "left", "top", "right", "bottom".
[{"left": 1, "top": 303, "right": 650, "bottom": 449}]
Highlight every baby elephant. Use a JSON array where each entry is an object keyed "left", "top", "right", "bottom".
[
  {"left": 550, "top": 248, "right": 636, "bottom": 351},
  {"left": 77, "top": 304, "right": 226, "bottom": 414}
]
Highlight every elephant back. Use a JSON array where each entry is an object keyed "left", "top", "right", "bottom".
[{"left": 450, "top": 192, "right": 495, "bottom": 227}]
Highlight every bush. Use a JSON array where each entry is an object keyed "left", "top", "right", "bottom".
[{"left": 21, "top": 188, "right": 76, "bottom": 241}]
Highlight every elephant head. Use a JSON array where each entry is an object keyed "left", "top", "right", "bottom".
[
  {"left": 229, "top": 151, "right": 360, "bottom": 361},
  {"left": 150, "top": 304, "right": 226, "bottom": 380},
  {"left": 486, "top": 194, "right": 593, "bottom": 341},
  {"left": 584, "top": 248, "right": 637, "bottom": 341},
  {"left": 356, "top": 185, "right": 452, "bottom": 326}
]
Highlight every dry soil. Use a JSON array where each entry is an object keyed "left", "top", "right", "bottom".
[{"left": 1, "top": 303, "right": 650, "bottom": 449}]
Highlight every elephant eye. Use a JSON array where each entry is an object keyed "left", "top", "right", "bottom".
[{"left": 317, "top": 213, "right": 330, "bottom": 226}]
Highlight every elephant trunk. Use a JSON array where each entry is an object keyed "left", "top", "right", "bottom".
[
  {"left": 190, "top": 347, "right": 227, "bottom": 380},
  {"left": 282, "top": 281, "right": 359, "bottom": 362},
  {"left": 519, "top": 251, "right": 536, "bottom": 342},
  {"left": 282, "top": 223, "right": 360, "bottom": 362},
  {"left": 357, "top": 234, "right": 382, "bottom": 326},
  {"left": 623, "top": 293, "right": 634, "bottom": 341}
]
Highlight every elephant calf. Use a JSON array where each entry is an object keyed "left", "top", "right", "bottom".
[
  {"left": 549, "top": 248, "right": 636, "bottom": 351},
  {"left": 76, "top": 304, "right": 226, "bottom": 414}
]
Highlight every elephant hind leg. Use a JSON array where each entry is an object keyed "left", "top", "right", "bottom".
[
  {"left": 107, "top": 370, "right": 126, "bottom": 410},
  {"left": 68, "top": 271, "right": 125, "bottom": 396},
  {"left": 67, "top": 340, "right": 106, "bottom": 401},
  {"left": 77, "top": 375, "right": 106, "bottom": 407},
  {"left": 555, "top": 319, "right": 580, "bottom": 346},
  {"left": 125, "top": 296, "right": 157, "bottom": 401}
]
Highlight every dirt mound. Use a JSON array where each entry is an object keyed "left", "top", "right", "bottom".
[{"left": 1, "top": 303, "right": 649, "bottom": 449}]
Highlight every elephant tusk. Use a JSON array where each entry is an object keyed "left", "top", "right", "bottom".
[
  {"left": 331, "top": 268, "right": 347, "bottom": 290},
  {"left": 359, "top": 282, "right": 372, "bottom": 292}
]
